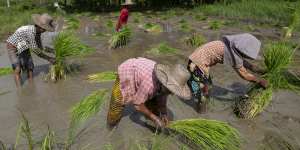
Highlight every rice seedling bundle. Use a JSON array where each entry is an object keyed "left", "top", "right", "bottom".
[
  {"left": 284, "top": 2, "right": 300, "bottom": 39},
  {"left": 46, "top": 31, "right": 94, "bottom": 82},
  {"left": 234, "top": 42, "right": 298, "bottom": 119},
  {"left": 109, "top": 27, "right": 131, "bottom": 49},
  {"left": 234, "top": 85, "right": 273, "bottom": 119},
  {"left": 147, "top": 43, "right": 179, "bottom": 55},
  {"left": 67, "top": 89, "right": 108, "bottom": 146},
  {"left": 167, "top": 119, "right": 241, "bottom": 150},
  {"left": 209, "top": 20, "right": 223, "bottom": 30},
  {"left": 0, "top": 67, "right": 12, "bottom": 76},
  {"left": 184, "top": 33, "right": 207, "bottom": 47},
  {"left": 144, "top": 23, "right": 163, "bottom": 34},
  {"left": 87, "top": 71, "right": 117, "bottom": 83}
]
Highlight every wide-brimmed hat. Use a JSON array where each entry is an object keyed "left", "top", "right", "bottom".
[
  {"left": 121, "top": 0, "right": 135, "bottom": 5},
  {"left": 154, "top": 64, "right": 192, "bottom": 100},
  {"left": 32, "top": 13, "right": 55, "bottom": 32}
]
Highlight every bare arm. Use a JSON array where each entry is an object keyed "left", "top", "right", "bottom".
[
  {"left": 236, "top": 66, "right": 258, "bottom": 82},
  {"left": 243, "top": 60, "right": 265, "bottom": 74},
  {"left": 134, "top": 103, "right": 163, "bottom": 127}
]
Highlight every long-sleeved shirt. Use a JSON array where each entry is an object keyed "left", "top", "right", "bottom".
[
  {"left": 116, "top": 8, "right": 129, "bottom": 31},
  {"left": 118, "top": 57, "right": 165, "bottom": 105}
]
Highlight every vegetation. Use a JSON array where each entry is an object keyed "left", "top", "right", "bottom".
[
  {"left": 209, "top": 20, "right": 223, "bottom": 30},
  {"left": 234, "top": 42, "right": 300, "bottom": 119},
  {"left": 67, "top": 89, "right": 108, "bottom": 148},
  {"left": 15, "top": 112, "right": 34, "bottom": 150},
  {"left": 167, "top": 119, "right": 241, "bottom": 150},
  {"left": 41, "top": 126, "right": 55, "bottom": 150},
  {"left": 0, "top": 67, "right": 13, "bottom": 76},
  {"left": 284, "top": 2, "right": 300, "bottom": 39},
  {"left": 46, "top": 31, "right": 94, "bottom": 82},
  {"left": 143, "top": 23, "right": 163, "bottom": 34},
  {"left": 109, "top": 27, "right": 131, "bottom": 49},
  {"left": 147, "top": 43, "right": 179, "bottom": 55},
  {"left": 184, "top": 33, "right": 206, "bottom": 47},
  {"left": 87, "top": 71, "right": 117, "bottom": 83},
  {"left": 64, "top": 16, "right": 80, "bottom": 31}
]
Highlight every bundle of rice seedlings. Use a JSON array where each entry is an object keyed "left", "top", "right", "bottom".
[
  {"left": 67, "top": 89, "right": 108, "bottom": 147},
  {"left": 234, "top": 42, "right": 299, "bottom": 119},
  {"left": 234, "top": 85, "right": 273, "bottom": 119},
  {"left": 41, "top": 126, "right": 55, "bottom": 150},
  {"left": 0, "top": 67, "right": 12, "bottom": 76},
  {"left": 184, "top": 33, "right": 207, "bottom": 47},
  {"left": 87, "top": 71, "right": 117, "bottom": 83},
  {"left": 194, "top": 14, "right": 208, "bottom": 21},
  {"left": 147, "top": 43, "right": 179, "bottom": 56},
  {"left": 109, "top": 27, "right": 131, "bottom": 49},
  {"left": 143, "top": 23, "right": 163, "bottom": 34},
  {"left": 167, "top": 119, "right": 241, "bottom": 150},
  {"left": 46, "top": 31, "right": 94, "bottom": 82},
  {"left": 284, "top": 3, "right": 300, "bottom": 39},
  {"left": 106, "top": 20, "right": 114, "bottom": 29}
]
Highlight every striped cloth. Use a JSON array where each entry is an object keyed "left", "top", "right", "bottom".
[
  {"left": 189, "top": 41, "right": 225, "bottom": 77},
  {"left": 118, "top": 57, "right": 160, "bottom": 105},
  {"left": 107, "top": 75, "right": 124, "bottom": 127},
  {"left": 7, "top": 25, "right": 42, "bottom": 55}
]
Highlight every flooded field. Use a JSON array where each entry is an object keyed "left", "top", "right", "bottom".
[{"left": 0, "top": 11, "right": 300, "bottom": 150}]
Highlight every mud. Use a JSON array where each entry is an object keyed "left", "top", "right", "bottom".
[{"left": 0, "top": 12, "right": 299, "bottom": 150}]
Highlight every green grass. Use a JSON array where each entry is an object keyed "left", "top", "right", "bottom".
[
  {"left": 65, "top": 16, "right": 80, "bottom": 31},
  {"left": 106, "top": 20, "right": 114, "bottom": 28},
  {"left": 41, "top": 126, "right": 55, "bottom": 150},
  {"left": 0, "top": 6, "right": 52, "bottom": 39},
  {"left": 147, "top": 43, "right": 179, "bottom": 55},
  {"left": 109, "top": 27, "right": 131, "bottom": 49},
  {"left": 87, "top": 71, "right": 117, "bottom": 83},
  {"left": 18, "top": 111, "right": 34, "bottom": 150},
  {"left": 47, "top": 31, "right": 94, "bottom": 82},
  {"left": 184, "top": 33, "right": 207, "bottom": 47},
  {"left": 198, "top": 0, "right": 297, "bottom": 26},
  {"left": 67, "top": 89, "right": 108, "bottom": 147},
  {"left": 209, "top": 20, "right": 223, "bottom": 30},
  {"left": 194, "top": 14, "right": 208, "bottom": 21},
  {"left": 167, "top": 119, "right": 241, "bottom": 150},
  {"left": 284, "top": 2, "right": 300, "bottom": 38},
  {"left": 0, "top": 68, "right": 13, "bottom": 76}
]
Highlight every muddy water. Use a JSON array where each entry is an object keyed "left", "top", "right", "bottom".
[{"left": 0, "top": 13, "right": 300, "bottom": 150}]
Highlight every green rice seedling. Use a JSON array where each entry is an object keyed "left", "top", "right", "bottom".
[
  {"left": 46, "top": 31, "right": 94, "bottom": 82},
  {"left": 167, "top": 119, "right": 241, "bottom": 150},
  {"left": 0, "top": 67, "right": 13, "bottom": 76},
  {"left": 19, "top": 111, "right": 34, "bottom": 150},
  {"left": 41, "top": 126, "right": 55, "bottom": 150},
  {"left": 67, "top": 89, "right": 108, "bottom": 147},
  {"left": 209, "top": 20, "right": 223, "bottom": 30},
  {"left": 143, "top": 23, "right": 163, "bottom": 34},
  {"left": 194, "top": 14, "right": 208, "bottom": 21},
  {"left": 284, "top": 3, "right": 300, "bottom": 39},
  {"left": 180, "top": 23, "right": 192, "bottom": 33},
  {"left": 234, "top": 85, "right": 273, "bottom": 119},
  {"left": 106, "top": 20, "right": 114, "bottom": 28},
  {"left": 87, "top": 71, "right": 117, "bottom": 83},
  {"left": 147, "top": 43, "right": 179, "bottom": 56},
  {"left": 184, "top": 33, "right": 207, "bottom": 47},
  {"left": 65, "top": 16, "right": 80, "bottom": 31},
  {"left": 109, "top": 27, "right": 131, "bottom": 49},
  {"left": 0, "top": 140, "right": 6, "bottom": 150}
]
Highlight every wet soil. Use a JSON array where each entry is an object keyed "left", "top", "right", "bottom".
[{"left": 0, "top": 11, "right": 299, "bottom": 150}]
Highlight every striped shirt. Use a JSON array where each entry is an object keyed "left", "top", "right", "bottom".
[
  {"left": 7, "top": 25, "right": 42, "bottom": 55},
  {"left": 189, "top": 41, "right": 225, "bottom": 77},
  {"left": 118, "top": 57, "right": 160, "bottom": 105}
]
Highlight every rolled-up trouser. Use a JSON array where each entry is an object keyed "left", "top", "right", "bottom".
[
  {"left": 107, "top": 76, "right": 125, "bottom": 127},
  {"left": 7, "top": 43, "right": 34, "bottom": 71}
]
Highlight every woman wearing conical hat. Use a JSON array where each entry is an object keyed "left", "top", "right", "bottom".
[
  {"left": 107, "top": 57, "right": 191, "bottom": 129},
  {"left": 6, "top": 13, "right": 56, "bottom": 87},
  {"left": 187, "top": 33, "right": 268, "bottom": 113},
  {"left": 115, "top": 0, "right": 134, "bottom": 32}
]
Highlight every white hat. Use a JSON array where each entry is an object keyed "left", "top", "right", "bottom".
[
  {"left": 32, "top": 13, "right": 55, "bottom": 32},
  {"left": 121, "top": 0, "right": 135, "bottom": 5}
]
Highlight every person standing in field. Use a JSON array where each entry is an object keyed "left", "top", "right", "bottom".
[
  {"left": 187, "top": 33, "right": 268, "bottom": 113},
  {"left": 6, "top": 13, "right": 56, "bottom": 87},
  {"left": 115, "top": 0, "right": 134, "bottom": 32},
  {"left": 107, "top": 57, "right": 191, "bottom": 129}
]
